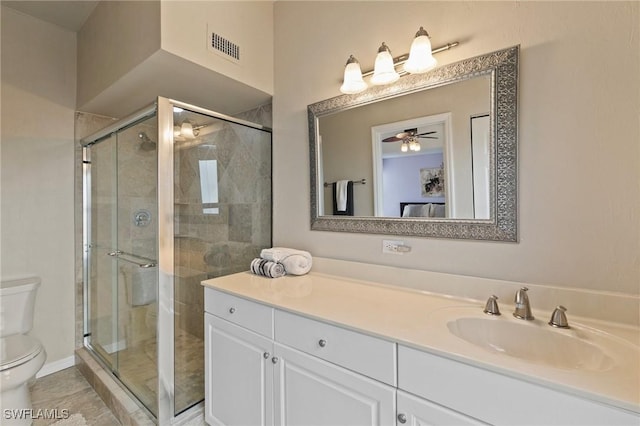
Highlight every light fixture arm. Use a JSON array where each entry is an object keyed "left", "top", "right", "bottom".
[{"left": 361, "top": 41, "right": 459, "bottom": 78}]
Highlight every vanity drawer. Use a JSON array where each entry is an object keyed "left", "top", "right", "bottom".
[
  {"left": 275, "top": 309, "right": 396, "bottom": 386},
  {"left": 204, "top": 288, "right": 273, "bottom": 338}
]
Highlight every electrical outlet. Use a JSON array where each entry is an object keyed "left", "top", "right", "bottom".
[{"left": 382, "top": 239, "right": 409, "bottom": 255}]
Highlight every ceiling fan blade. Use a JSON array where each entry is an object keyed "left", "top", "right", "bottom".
[
  {"left": 416, "top": 131, "right": 437, "bottom": 136},
  {"left": 382, "top": 136, "right": 403, "bottom": 142},
  {"left": 420, "top": 136, "right": 438, "bottom": 139}
]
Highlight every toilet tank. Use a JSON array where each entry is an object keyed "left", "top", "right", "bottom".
[{"left": 0, "top": 277, "right": 41, "bottom": 337}]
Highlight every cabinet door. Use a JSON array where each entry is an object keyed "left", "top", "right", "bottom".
[
  {"left": 396, "top": 390, "right": 487, "bottom": 426},
  {"left": 205, "top": 313, "right": 274, "bottom": 426},
  {"left": 273, "top": 343, "right": 396, "bottom": 426}
]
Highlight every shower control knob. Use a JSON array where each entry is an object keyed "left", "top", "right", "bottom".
[
  {"left": 397, "top": 413, "right": 407, "bottom": 424},
  {"left": 263, "top": 352, "right": 270, "bottom": 359},
  {"left": 229, "top": 307, "right": 236, "bottom": 314},
  {"left": 271, "top": 357, "right": 279, "bottom": 364}
]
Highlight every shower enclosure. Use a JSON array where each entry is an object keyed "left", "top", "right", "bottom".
[{"left": 82, "top": 97, "right": 272, "bottom": 423}]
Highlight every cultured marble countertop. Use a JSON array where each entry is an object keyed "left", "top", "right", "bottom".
[{"left": 202, "top": 271, "right": 640, "bottom": 414}]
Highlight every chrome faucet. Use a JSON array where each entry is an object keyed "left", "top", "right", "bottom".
[{"left": 513, "top": 287, "right": 534, "bottom": 320}]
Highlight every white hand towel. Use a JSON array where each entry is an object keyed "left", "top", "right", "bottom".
[
  {"left": 260, "top": 247, "right": 312, "bottom": 275},
  {"left": 336, "top": 180, "right": 349, "bottom": 212}
]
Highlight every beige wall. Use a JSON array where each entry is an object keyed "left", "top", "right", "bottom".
[
  {"left": 1, "top": 7, "right": 77, "bottom": 363},
  {"left": 273, "top": 1, "right": 640, "bottom": 294},
  {"left": 77, "top": 1, "right": 161, "bottom": 108},
  {"left": 161, "top": 0, "right": 274, "bottom": 96}
]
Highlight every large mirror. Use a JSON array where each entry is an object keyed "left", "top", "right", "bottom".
[{"left": 308, "top": 45, "right": 518, "bottom": 241}]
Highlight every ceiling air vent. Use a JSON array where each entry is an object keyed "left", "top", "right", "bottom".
[{"left": 208, "top": 30, "right": 240, "bottom": 63}]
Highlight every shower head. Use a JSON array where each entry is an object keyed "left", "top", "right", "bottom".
[{"left": 137, "top": 131, "right": 156, "bottom": 151}]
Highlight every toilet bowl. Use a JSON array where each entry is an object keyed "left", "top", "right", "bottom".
[{"left": 0, "top": 277, "right": 46, "bottom": 426}]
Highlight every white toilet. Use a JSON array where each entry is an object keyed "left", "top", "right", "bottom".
[{"left": 0, "top": 277, "right": 47, "bottom": 425}]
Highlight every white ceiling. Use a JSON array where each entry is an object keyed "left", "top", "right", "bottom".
[{"left": 2, "top": 1, "right": 98, "bottom": 32}]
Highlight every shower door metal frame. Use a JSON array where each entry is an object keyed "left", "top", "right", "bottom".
[
  {"left": 156, "top": 97, "right": 175, "bottom": 424},
  {"left": 82, "top": 97, "right": 272, "bottom": 425}
]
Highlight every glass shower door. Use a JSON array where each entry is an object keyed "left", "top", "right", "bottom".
[
  {"left": 112, "top": 117, "right": 159, "bottom": 415},
  {"left": 86, "top": 114, "right": 159, "bottom": 417},
  {"left": 172, "top": 105, "right": 272, "bottom": 415}
]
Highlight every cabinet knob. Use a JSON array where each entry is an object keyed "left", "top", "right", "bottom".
[
  {"left": 397, "top": 413, "right": 407, "bottom": 424},
  {"left": 318, "top": 339, "right": 327, "bottom": 348},
  {"left": 229, "top": 307, "right": 236, "bottom": 314},
  {"left": 263, "top": 352, "right": 270, "bottom": 359},
  {"left": 271, "top": 356, "right": 279, "bottom": 364}
]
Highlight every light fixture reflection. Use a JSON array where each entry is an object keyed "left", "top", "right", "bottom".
[
  {"left": 404, "top": 27, "right": 437, "bottom": 74},
  {"left": 340, "top": 55, "right": 368, "bottom": 94},
  {"left": 174, "top": 120, "right": 200, "bottom": 141},
  {"left": 371, "top": 42, "right": 400, "bottom": 86},
  {"left": 180, "top": 121, "right": 195, "bottom": 139}
]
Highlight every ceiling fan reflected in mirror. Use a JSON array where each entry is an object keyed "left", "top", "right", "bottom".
[{"left": 382, "top": 128, "right": 437, "bottom": 152}]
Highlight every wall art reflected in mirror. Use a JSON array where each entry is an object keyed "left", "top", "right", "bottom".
[{"left": 308, "top": 46, "right": 519, "bottom": 241}]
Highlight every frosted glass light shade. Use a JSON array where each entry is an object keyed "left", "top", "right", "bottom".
[
  {"left": 404, "top": 27, "right": 437, "bottom": 74},
  {"left": 340, "top": 55, "right": 368, "bottom": 94},
  {"left": 181, "top": 121, "right": 195, "bottom": 139},
  {"left": 371, "top": 43, "right": 400, "bottom": 85}
]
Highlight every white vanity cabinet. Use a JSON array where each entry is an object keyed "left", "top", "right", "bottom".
[
  {"left": 204, "top": 290, "right": 276, "bottom": 426},
  {"left": 205, "top": 314, "right": 274, "bottom": 426},
  {"left": 396, "top": 390, "right": 487, "bottom": 426},
  {"left": 204, "top": 288, "right": 396, "bottom": 426},
  {"left": 273, "top": 342, "right": 395, "bottom": 425},
  {"left": 204, "top": 284, "right": 639, "bottom": 426},
  {"left": 398, "top": 345, "right": 639, "bottom": 426}
]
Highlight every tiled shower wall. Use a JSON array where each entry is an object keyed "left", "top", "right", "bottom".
[
  {"left": 74, "top": 102, "right": 272, "bottom": 348},
  {"left": 173, "top": 103, "right": 272, "bottom": 338}
]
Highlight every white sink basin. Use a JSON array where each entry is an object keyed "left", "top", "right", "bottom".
[{"left": 447, "top": 317, "right": 615, "bottom": 371}]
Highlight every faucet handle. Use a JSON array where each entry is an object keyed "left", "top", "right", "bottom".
[
  {"left": 514, "top": 287, "right": 529, "bottom": 302},
  {"left": 549, "top": 305, "right": 570, "bottom": 328},
  {"left": 483, "top": 295, "right": 501, "bottom": 316}
]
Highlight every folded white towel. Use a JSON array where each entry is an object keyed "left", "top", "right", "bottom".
[
  {"left": 336, "top": 180, "right": 349, "bottom": 212},
  {"left": 260, "top": 247, "right": 312, "bottom": 276}
]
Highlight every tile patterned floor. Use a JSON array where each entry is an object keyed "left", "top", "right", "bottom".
[
  {"left": 31, "top": 367, "right": 120, "bottom": 425},
  {"left": 31, "top": 362, "right": 206, "bottom": 425}
]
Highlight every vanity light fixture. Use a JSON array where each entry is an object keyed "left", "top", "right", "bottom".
[
  {"left": 370, "top": 42, "right": 400, "bottom": 86},
  {"left": 404, "top": 27, "right": 437, "bottom": 74},
  {"left": 339, "top": 27, "right": 458, "bottom": 94},
  {"left": 340, "top": 55, "right": 368, "bottom": 94}
]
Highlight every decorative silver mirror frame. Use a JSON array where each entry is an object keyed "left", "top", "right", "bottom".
[{"left": 308, "top": 45, "right": 518, "bottom": 241}]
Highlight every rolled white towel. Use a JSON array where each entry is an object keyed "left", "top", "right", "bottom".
[
  {"left": 260, "top": 247, "right": 312, "bottom": 276},
  {"left": 250, "top": 258, "right": 285, "bottom": 278}
]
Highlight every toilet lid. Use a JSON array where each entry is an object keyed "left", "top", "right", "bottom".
[{"left": 0, "top": 335, "right": 43, "bottom": 371}]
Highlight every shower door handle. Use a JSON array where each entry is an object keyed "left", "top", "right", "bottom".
[{"left": 106, "top": 250, "right": 157, "bottom": 268}]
